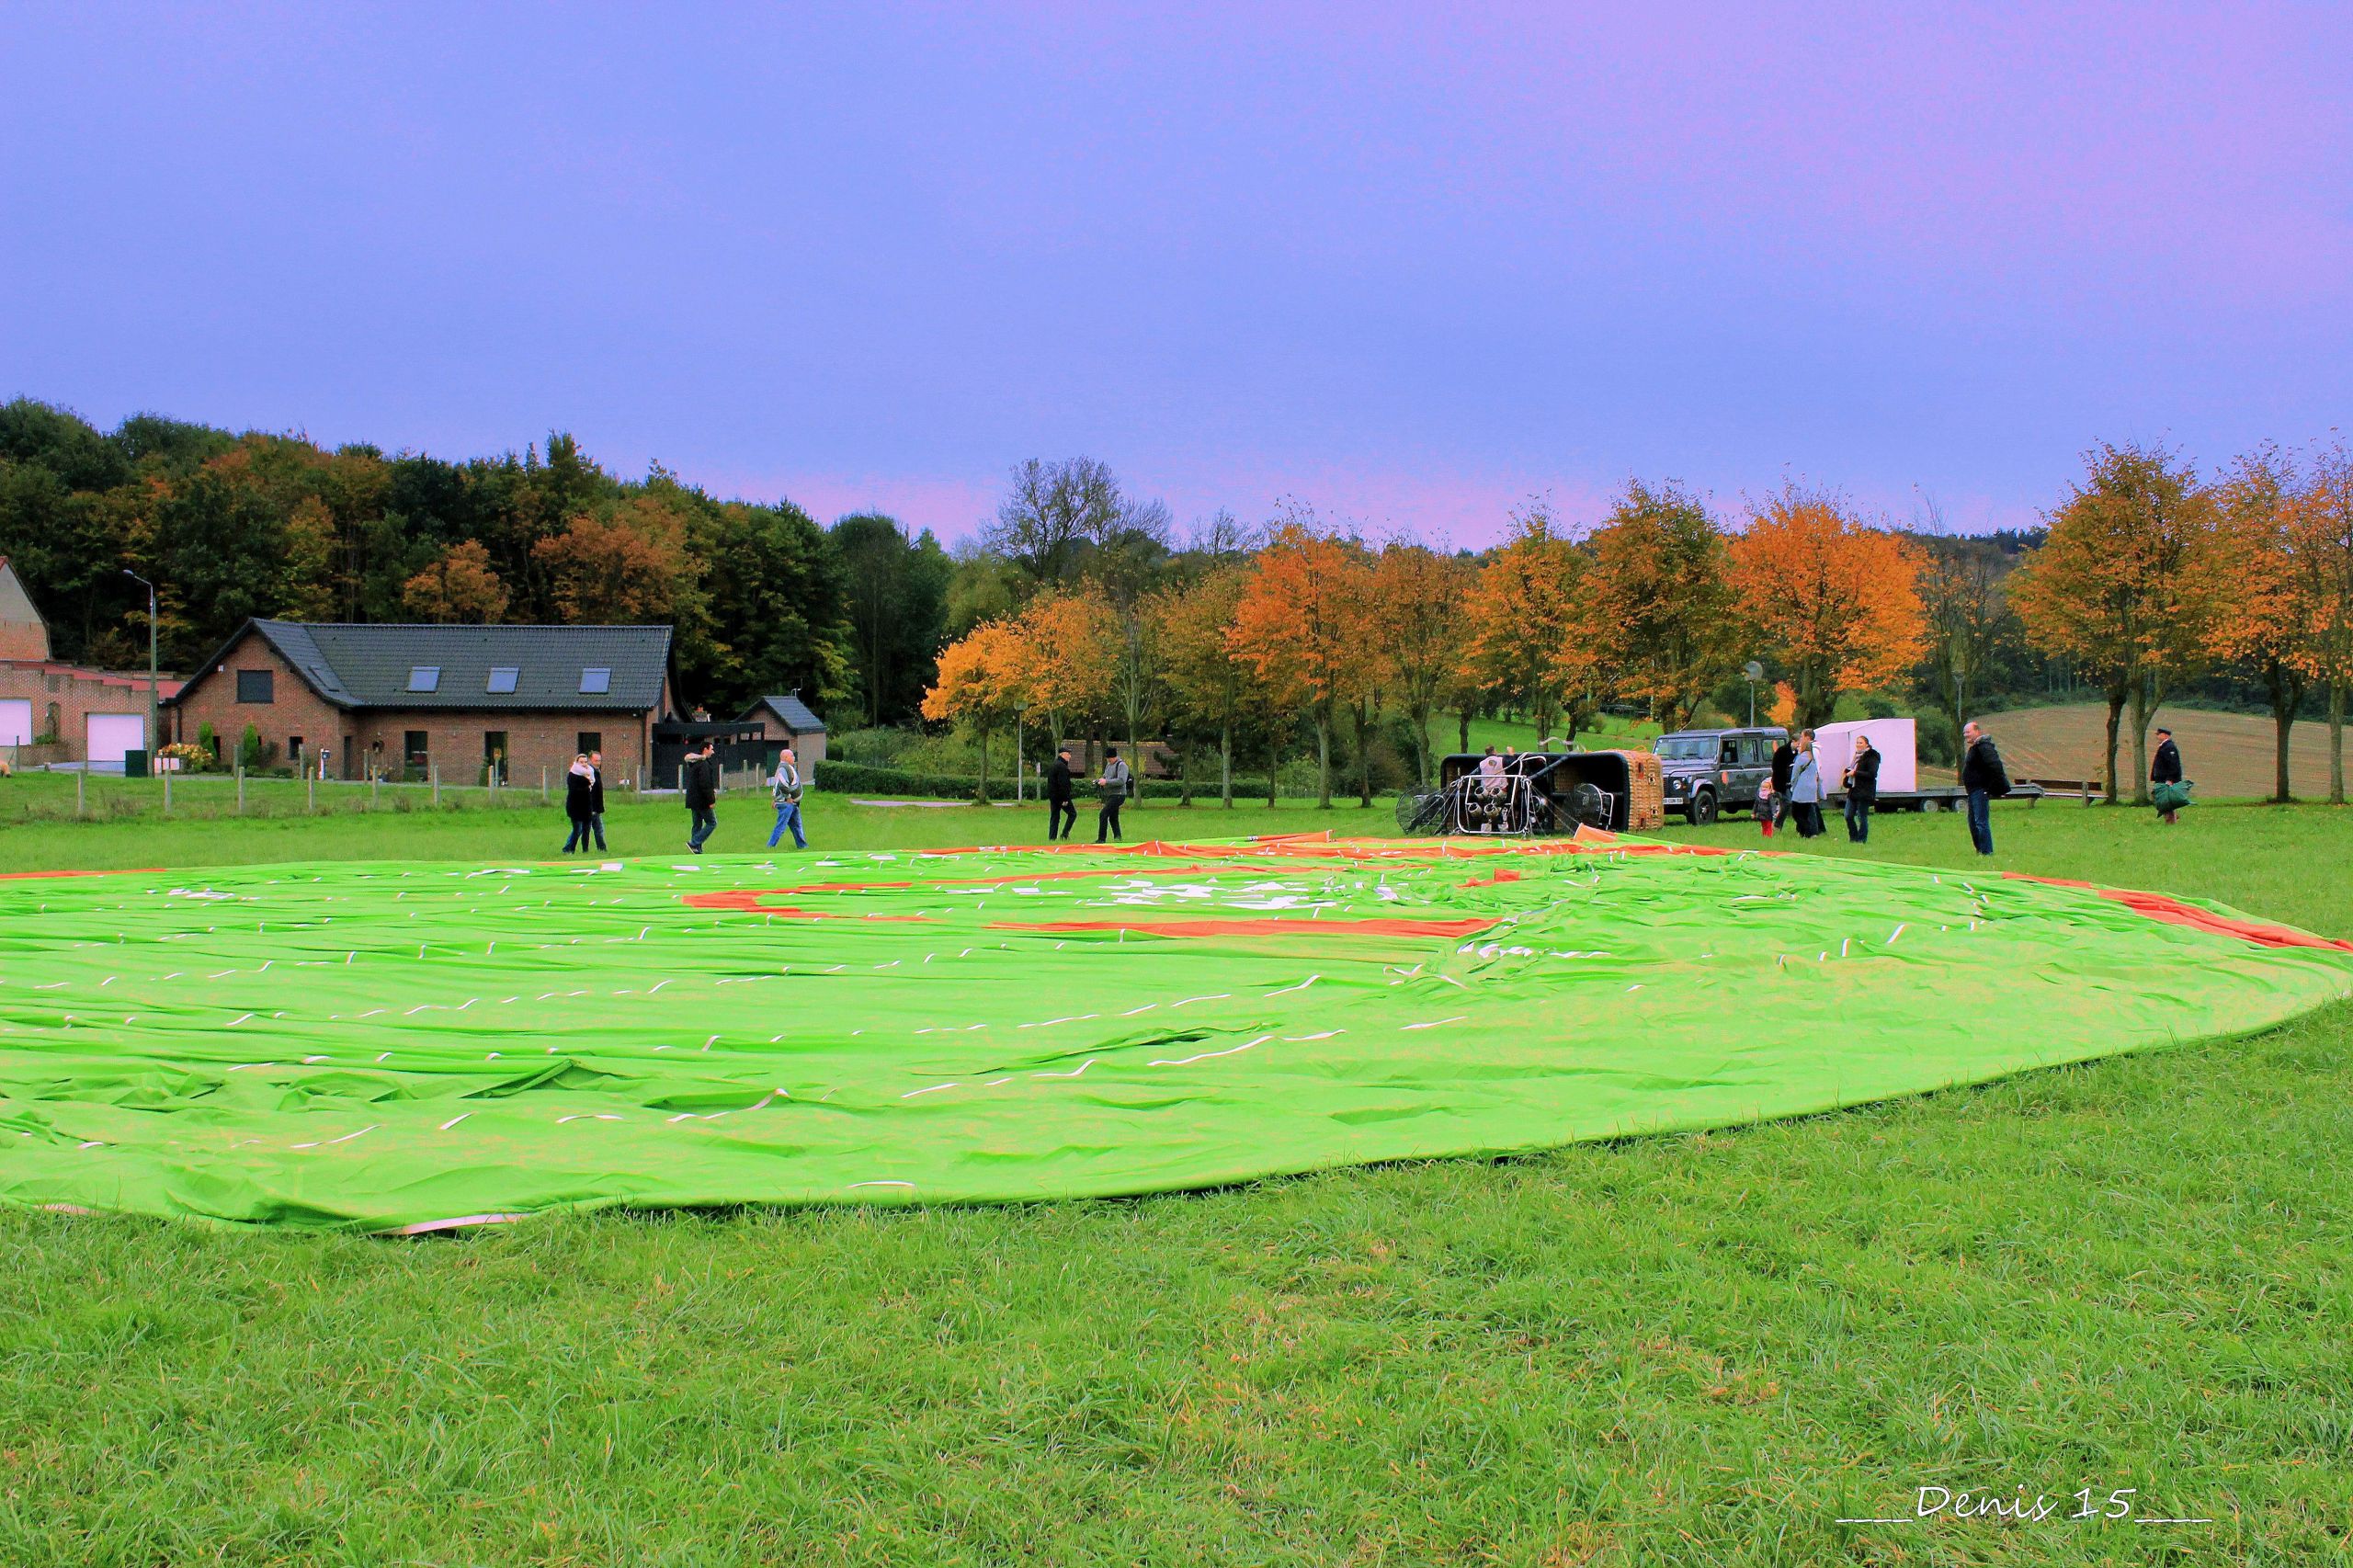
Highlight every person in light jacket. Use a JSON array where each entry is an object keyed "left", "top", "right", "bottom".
[
  {"left": 1096, "top": 747, "right": 1131, "bottom": 843},
  {"left": 585, "top": 749, "right": 608, "bottom": 851},
  {"left": 1788, "top": 730, "right": 1824, "bottom": 838},
  {"left": 767, "top": 746, "right": 807, "bottom": 849}
]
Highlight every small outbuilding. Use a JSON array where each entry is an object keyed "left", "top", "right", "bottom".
[{"left": 739, "top": 692, "right": 828, "bottom": 766}]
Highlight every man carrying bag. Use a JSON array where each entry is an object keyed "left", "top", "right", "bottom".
[{"left": 1096, "top": 747, "right": 1131, "bottom": 844}]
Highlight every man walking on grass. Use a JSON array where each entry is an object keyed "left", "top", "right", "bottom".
[
  {"left": 767, "top": 745, "right": 807, "bottom": 849},
  {"left": 1045, "top": 746, "right": 1076, "bottom": 841},
  {"left": 1096, "top": 746, "right": 1131, "bottom": 843},
  {"left": 1961, "top": 720, "right": 2008, "bottom": 857},
  {"left": 684, "top": 738, "right": 720, "bottom": 854},
  {"left": 586, "top": 749, "right": 608, "bottom": 851},
  {"left": 2151, "top": 726, "right": 2186, "bottom": 824}
]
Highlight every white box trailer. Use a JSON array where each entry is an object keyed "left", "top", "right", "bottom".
[{"left": 1814, "top": 718, "right": 1918, "bottom": 794}]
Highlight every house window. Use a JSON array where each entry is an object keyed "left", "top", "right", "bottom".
[
  {"left": 236, "top": 668, "right": 274, "bottom": 703},
  {"left": 485, "top": 666, "right": 519, "bottom": 694},
  {"left": 404, "top": 731, "right": 429, "bottom": 772},
  {"left": 578, "top": 667, "right": 611, "bottom": 695},
  {"left": 289, "top": 736, "right": 304, "bottom": 767},
  {"left": 483, "top": 731, "right": 508, "bottom": 783},
  {"left": 407, "top": 666, "right": 440, "bottom": 693},
  {"left": 576, "top": 732, "right": 603, "bottom": 756}
]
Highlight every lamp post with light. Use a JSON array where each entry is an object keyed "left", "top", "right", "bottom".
[{"left": 123, "top": 569, "right": 158, "bottom": 768}]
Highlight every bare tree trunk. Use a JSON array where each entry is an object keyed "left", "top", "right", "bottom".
[
  {"left": 2102, "top": 690, "right": 2125, "bottom": 805},
  {"left": 1314, "top": 714, "right": 1332, "bottom": 809},
  {"left": 2332, "top": 679, "right": 2347, "bottom": 806},
  {"left": 1457, "top": 709, "right": 1471, "bottom": 756},
  {"left": 1266, "top": 727, "right": 1279, "bottom": 809},
  {"left": 1176, "top": 734, "right": 1193, "bottom": 806},
  {"left": 2127, "top": 676, "right": 2154, "bottom": 806},
  {"left": 1413, "top": 704, "right": 1433, "bottom": 786},
  {"left": 1354, "top": 698, "right": 1373, "bottom": 807},
  {"left": 2269, "top": 666, "right": 2297, "bottom": 803},
  {"left": 977, "top": 727, "right": 991, "bottom": 802},
  {"left": 1220, "top": 721, "right": 1233, "bottom": 808}
]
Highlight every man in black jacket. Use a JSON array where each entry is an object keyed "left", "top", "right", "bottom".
[
  {"left": 2151, "top": 726, "right": 2184, "bottom": 824},
  {"left": 1843, "top": 734, "right": 1881, "bottom": 843},
  {"left": 1960, "top": 721, "right": 2007, "bottom": 857},
  {"left": 684, "top": 739, "right": 720, "bottom": 854},
  {"left": 1045, "top": 747, "right": 1076, "bottom": 841},
  {"left": 586, "top": 749, "right": 608, "bottom": 851},
  {"left": 1768, "top": 733, "right": 1796, "bottom": 833}
]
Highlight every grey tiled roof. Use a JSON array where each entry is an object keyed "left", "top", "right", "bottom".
[
  {"left": 746, "top": 692, "right": 827, "bottom": 733},
  {"left": 170, "top": 620, "right": 672, "bottom": 711}
]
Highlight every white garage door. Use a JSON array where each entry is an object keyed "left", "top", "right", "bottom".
[
  {"left": 0, "top": 699, "right": 30, "bottom": 746},
  {"left": 87, "top": 712, "right": 147, "bottom": 766}
]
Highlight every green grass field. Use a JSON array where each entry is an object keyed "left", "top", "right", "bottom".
[{"left": 4, "top": 795, "right": 2349, "bottom": 1564}]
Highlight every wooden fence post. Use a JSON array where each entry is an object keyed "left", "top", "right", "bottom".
[
  {"left": 431, "top": 766, "right": 439, "bottom": 808},
  {"left": 307, "top": 771, "right": 316, "bottom": 814},
  {"left": 236, "top": 765, "right": 245, "bottom": 814},
  {"left": 76, "top": 770, "right": 85, "bottom": 817}
]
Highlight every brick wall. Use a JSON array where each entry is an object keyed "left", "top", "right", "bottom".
[
  {"left": 0, "top": 662, "right": 169, "bottom": 760},
  {"left": 344, "top": 710, "right": 654, "bottom": 789},
  {"left": 166, "top": 629, "right": 346, "bottom": 772}
]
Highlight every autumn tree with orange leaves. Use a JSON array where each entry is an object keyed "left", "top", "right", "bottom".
[
  {"left": 1368, "top": 541, "right": 1472, "bottom": 785},
  {"left": 1003, "top": 588, "right": 1118, "bottom": 755},
  {"left": 1727, "top": 486, "right": 1926, "bottom": 735},
  {"left": 2201, "top": 446, "right": 2312, "bottom": 801},
  {"left": 1580, "top": 481, "right": 1733, "bottom": 730},
  {"left": 1150, "top": 564, "right": 1255, "bottom": 805},
  {"left": 919, "top": 619, "right": 1026, "bottom": 798},
  {"left": 402, "top": 540, "right": 512, "bottom": 624},
  {"left": 1230, "top": 516, "right": 1370, "bottom": 808},
  {"left": 2009, "top": 443, "right": 2216, "bottom": 802},
  {"left": 1461, "top": 503, "right": 1590, "bottom": 745},
  {"left": 2292, "top": 440, "right": 2353, "bottom": 802}
]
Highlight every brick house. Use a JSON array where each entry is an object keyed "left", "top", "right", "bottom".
[
  {"left": 0, "top": 556, "right": 180, "bottom": 766},
  {"left": 164, "top": 620, "right": 676, "bottom": 785},
  {"left": 738, "top": 692, "right": 828, "bottom": 766}
]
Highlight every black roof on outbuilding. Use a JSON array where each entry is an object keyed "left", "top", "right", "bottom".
[
  {"left": 744, "top": 692, "right": 826, "bottom": 733},
  {"left": 165, "top": 620, "right": 674, "bottom": 712}
]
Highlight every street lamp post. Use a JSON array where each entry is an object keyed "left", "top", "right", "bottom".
[{"left": 123, "top": 570, "right": 158, "bottom": 767}]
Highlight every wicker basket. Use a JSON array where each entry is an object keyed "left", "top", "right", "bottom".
[{"left": 1603, "top": 747, "right": 1665, "bottom": 832}]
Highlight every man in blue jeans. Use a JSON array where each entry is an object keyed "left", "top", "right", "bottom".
[
  {"left": 1960, "top": 720, "right": 2008, "bottom": 856},
  {"left": 767, "top": 746, "right": 807, "bottom": 849}
]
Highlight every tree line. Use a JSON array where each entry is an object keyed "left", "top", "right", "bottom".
[
  {"left": 0, "top": 398, "right": 960, "bottom": 722},
  {"left": 7, "top": 399, "right": 2347, "bottom": 804}
]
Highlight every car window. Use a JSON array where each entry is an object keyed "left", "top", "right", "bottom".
[
  {"left": 1741, "top": 738, "right": 1769, "bottom": 767},
  {"left": 1719, "top": 741, "right": 1738, "bottom": 766}
]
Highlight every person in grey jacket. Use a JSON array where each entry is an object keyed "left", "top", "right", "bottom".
[
  {"left": 1096, "top": 747, "right": 1131, "bottom": 843},
  {"left": 1789, "top": 730, "right": 1825, "bottom": 838}
]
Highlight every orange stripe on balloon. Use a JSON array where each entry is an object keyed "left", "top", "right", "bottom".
[
  {"left": 987, "top": 915, "right": 1501, "bottom": 939},
  {"left": 2005, "top": 872, "right": 2353, "bottom": 952}
]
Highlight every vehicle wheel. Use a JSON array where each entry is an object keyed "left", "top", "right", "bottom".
[{"left": 1690, "top": 790, "right": 1718, "bottom": 826}]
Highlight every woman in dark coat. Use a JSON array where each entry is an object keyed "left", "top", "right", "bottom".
[{"left": 562, "top": 754, "right": 597, "bottom": 853}]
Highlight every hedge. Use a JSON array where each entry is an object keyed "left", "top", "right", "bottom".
[{"left": 813, "top": 760, "right": 1284, "bottom": 802}]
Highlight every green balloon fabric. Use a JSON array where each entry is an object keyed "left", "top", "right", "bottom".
[{"left": 4, "top": 833, "right": 2348, "bottom": 1232}]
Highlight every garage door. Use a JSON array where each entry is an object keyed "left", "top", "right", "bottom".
[
  {"left": 86, "top": 712, "right": 147, "bottom": 766},
  {"left": 0, "top": 699, "right": 29, "bottom": 746}
]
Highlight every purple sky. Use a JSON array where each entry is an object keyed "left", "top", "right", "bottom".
[{"left": 5, "top": 4, "right": 2348, "bottom": 544}]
